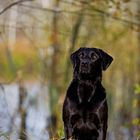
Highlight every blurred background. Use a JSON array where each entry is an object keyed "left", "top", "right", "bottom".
[{"left": 0, "top": 0, "right": 140, "bottom": 140}]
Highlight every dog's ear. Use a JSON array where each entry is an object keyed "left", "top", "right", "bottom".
[
  {"left": 70, "top": 48, "right": 82, "bottom": 68},
  {"left": 98, "top": 49, "right": 113, "bottom": 71},
  {"left": 70, "top": 52, "right": 78, "bottom": 68}
]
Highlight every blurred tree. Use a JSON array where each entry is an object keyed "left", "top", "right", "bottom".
[
  {"left": 134, "top": 0, "right": 140, "bottom": 136},
  {"left": 17, "top": 70, "right": 27, "bottom": 140},
  {"left": 65, "top": 8, "right": 84, "bottom": 83},
  {"left": 48, "top": 0, "right": 61, "bottom": 136}
]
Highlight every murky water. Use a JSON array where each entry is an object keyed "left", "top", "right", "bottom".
[
  {"left": 0, "top": 83, "right": 50, "bottom": 140},
  {"left": 0, "top": 83, "right": 136, "bottom": 140}
]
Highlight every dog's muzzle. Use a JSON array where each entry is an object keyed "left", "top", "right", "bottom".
[{"left": 80, "top": 62, "right": 90, "bottom": 74}]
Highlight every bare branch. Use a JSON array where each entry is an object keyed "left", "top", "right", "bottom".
[
  {"left": 0, "top": 0, "right": 34, "bottom": 15},
  {"left": 1, "top": 0, "right": 139, "bottom": 27},
  {"left": 62, "top": 0, "right": 140, "bottom": 27},
  {"left": 20, "top": 3, "right": 79, "bottom": 15}
]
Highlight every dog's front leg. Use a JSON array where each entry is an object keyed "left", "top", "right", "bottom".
[
  {"left": 97, "top": 123, "right": 103, "bottom": 140},
  {"left": 64, "top": 124, "right": 73, "bottom": 139},
  {"left": 97, "top": 124, "right": 107, "bottom": 140},
  {"left": 102, "top": 124, "right": 107, "bottom": 140}
]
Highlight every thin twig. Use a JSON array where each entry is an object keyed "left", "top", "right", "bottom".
[
  {"left": 20, "top": 3, "right": 80, "bottom": 15},
  {"left": 0, "top": 0, "right": 34, "bottom": 15}
]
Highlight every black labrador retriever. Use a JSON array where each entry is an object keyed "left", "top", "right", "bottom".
[{"left": 62, "top": 47, "right": 113, "bottom": 140}]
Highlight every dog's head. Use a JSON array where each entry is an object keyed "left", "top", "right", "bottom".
[{"left": 71, "top": 47, "right": 113, "bottom": 80}]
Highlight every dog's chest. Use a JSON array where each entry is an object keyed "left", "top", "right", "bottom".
[
  {"left": 77, "top": 82, "right": 94, "bottom": 102},
  {"left": 70, "top": 102, "right": 100, "bottom": 125}
]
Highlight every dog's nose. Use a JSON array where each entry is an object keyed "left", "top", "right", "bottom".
[{"left": 81, "top": 62, "right": 88, "bottom": 67}]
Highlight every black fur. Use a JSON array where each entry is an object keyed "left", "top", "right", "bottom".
[{"left": 62, "top": 47, "right": 113, "bottom": 140}]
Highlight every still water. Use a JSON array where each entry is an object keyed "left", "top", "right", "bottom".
[
  {"left": 0, "top": 83, "right": 135, "bottom": 140},
  {"left": 0, "top": 83, "right": 50, "bottom": 140}
]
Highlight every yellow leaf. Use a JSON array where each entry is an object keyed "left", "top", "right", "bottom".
[
  {"left": 132, "top": 99, "right": 138, "bottom": 108},
  {"left": 132, "top": 118, "right": 140, "bottom": 125}
]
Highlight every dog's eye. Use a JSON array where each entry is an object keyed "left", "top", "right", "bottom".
[
  {"left": 79, "top": 52, "right": 84, "bottom": 59},
  {"left": 91, "top": 53, "right": 98, "bottom": 60}
]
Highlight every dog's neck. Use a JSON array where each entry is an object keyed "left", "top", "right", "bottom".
[{"left": 77, "top": 77, "right": 101, "bottom": 85}]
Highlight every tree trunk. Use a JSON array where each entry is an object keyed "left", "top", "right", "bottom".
[
  {"left": 18, "top": 71, "right": 27, "bottom": 140},
  {"left": 48, "top": 0, "right": 61, "bottom": 136},
  {"left": 133, "top": 0, "right": 140, "bottom": 136},
  {"left": 64, "top": 4, "right": 85, "bottom": 83}
]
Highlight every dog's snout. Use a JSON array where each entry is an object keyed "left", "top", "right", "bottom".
[
  {"left": 81, "top": 61, "right": 88, "bottom": 67},
  {"left": 80, "top": 60, "right": 90, "bottom": 74}
]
